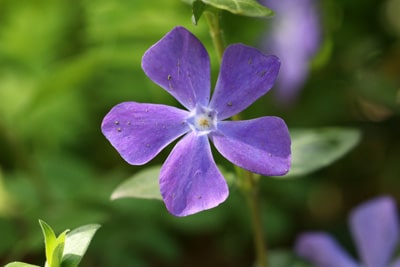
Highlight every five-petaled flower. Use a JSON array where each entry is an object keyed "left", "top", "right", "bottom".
[
  {"left": 295, "top": 196, "right": 400, "bottom": 267},
  {"left": 101, "top": 26, "right": 291, "bottom": 217}
]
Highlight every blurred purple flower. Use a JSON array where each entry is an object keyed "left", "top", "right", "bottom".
[
  {"left": 295, "top": 196, "right": 400, "bottom": 267},
  {"left": 260, "top": 0, "right": 321, "bottom": 103},
  {"left": 101, "top": 26, "right": 291, "bottom": 216}
]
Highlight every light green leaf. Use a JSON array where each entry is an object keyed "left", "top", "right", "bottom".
[
  {"left": 183, "top": 0, "right": 274, "bottom": 17},
  {"left": 51, "top": 230, "right": 69, "bottom": 267},
  {"left": 61, "top": 224, "right": 101, "bottom": 267},
  {"left": 281, "top": 128, "right": 361, "bottom": 178},
  {"left": 39, "top": 220, "right": 69, "bottom": 267},
  {"left": 111, "top": 165, "right": 163, "bottom": 201},
  {"left": 39, "top": 220, "right": 57, "bottom": 267},
  {"left": 5, "top": 262, "right": 41, "bottom": 267},
  {"left": 110, "top": 165, "right": 235, "bottom": 201}
]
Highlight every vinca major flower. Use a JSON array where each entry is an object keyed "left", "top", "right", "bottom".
[
  {"left": 296, "top": 196, "right": 400, "bottom": 267},
  {"left": 101, "top": 26, "right": 291, "bottom": 216}
]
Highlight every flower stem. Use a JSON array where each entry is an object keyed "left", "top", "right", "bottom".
[
  {"left": 205, "top": 11, "right": 269, "bottom": 267},
  {"left": 246, "top": 173, "right": 269, "bottom": 267},
  {"left": 204, "top": 10, "right": 225, "bottom": 61},
  {"left": 235, "top": 166, "right": 269, "bottom": 267}
]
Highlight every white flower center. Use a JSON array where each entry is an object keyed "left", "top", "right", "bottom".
[{"left": 186, "top": 105, "right": 217, "bottom": 136}]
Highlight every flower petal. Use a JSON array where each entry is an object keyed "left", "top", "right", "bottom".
[
  {"left": 141, "top": 26, "right": 211, "bottom": 110},
  {"left": 295, "top": 232, "right": 358, "bottom": 267},
  {"left": 349, "top": 196, "right": 399, "bottom": 267},
  {"left": 210, "top": 117, "right": 291, "bottom": 176},
  {"left": 209, "top": 44, "right": 280, "bottom": 120},
  {"left": 101, "top": 102, "right": 189, "bottom": 165},
  {"left": 261, "top": 0, "right": 321, "bottom": 103},
  {"left": 390, "top": 257, "right": 400, "bottom": 267},
  {"left": 160, "top": 133, "right": 229, "bottom": 216}
]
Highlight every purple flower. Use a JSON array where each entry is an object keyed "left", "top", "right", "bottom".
[
  {"left": 101, "top": 26, "right": 291, "bottom": 216},
  {"left": 295, "top": 196, "right": 400, "bottom": 267},
  {"left": 260, "top": 0, "right": 321, "bottom": 103}
]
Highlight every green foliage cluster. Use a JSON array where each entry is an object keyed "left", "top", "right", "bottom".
[
  {"left": 5, "top": 220, "right": 99, "bottom": 267},
  {"left": 0, "top": 0, "right": 399, "bottom": 266}
]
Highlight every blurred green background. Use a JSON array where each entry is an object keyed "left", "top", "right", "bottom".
[{"left": 0, "top": 0, "right": 399, "bottom": 266}]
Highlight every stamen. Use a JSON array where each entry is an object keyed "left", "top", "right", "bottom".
[
  {"left": 186, "top": 105, "right": 217, "bottom": 136},
  {"left": 198, "top": 118, "right": 210, "bottom": 128}
]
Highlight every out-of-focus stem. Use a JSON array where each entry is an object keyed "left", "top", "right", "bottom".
[
  {"left": 245, "top": 171, "right": 269, "bottom": 267},
  {"left": 0, "top": 120, "right": 49, "bottom": 202}
]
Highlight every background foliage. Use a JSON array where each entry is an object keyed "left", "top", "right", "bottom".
[{"left": 0, "top": 0, "right": 399, "bottom": 266}]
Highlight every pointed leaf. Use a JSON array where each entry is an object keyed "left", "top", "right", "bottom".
[
  {"left": 5, "top": 262, "right": 41, "bottom": 267},
  {"left": 192, "top": 1, "right": 206, "bottom": 24},
  {"left": 39, "top": 220, "right": 57, "bottom": 267},
  {"left": 61, "top": 224, "right": 101, "bottom": 267},
  {"left": 51, "top": 230, "right": 69, "bottom": 267},
  {"left": 111, "top": 165, "right": 163, "bottom": 201},
  {"left": 281, "top": 128, "right": 361, "bottom": 178}
]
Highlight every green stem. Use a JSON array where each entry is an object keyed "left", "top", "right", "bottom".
[
  {"left": 246, "top": 173, "right": 269, "bottom": 267},
  {"left": 205, "top": 11, "right": 268, "bottom": 267},
  {"left": 235, "top": 166, "right": 268, "bottom": 267},
  {"left": 204, "top": 10, "right": 225, "bottom": 61}
]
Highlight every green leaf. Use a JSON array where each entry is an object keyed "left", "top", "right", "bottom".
[
  {"left": 61, "top": 224, "right": 101, "bottom": 267},
  {"left": 192, "top": 0, "right": 206, "bottom": 24},
  {"left": 281, "top": 128, "right": 361, "bottom": 178},
  {"left": 184, "top": 0, "right": 274, "bottom": 18},
  {"left": 111, "top": 165, "right": 163, "bottom": 201},
  {"left": 39, "top": 219, "right": 57, "bottom": 267},
  {"left": 51, "top": 230, "right": 69, "bottom": 267},
  {"left": 5, "top": 262, "right": 41, "bottom": 267},
  {"left": 39, "top": 220, "right": 69, "bottom": 267},
  {"left": 110, "top": 165, "right": 235, "bottom": 201}
]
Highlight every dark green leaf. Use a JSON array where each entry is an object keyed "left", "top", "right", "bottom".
[
  {"left": 184, "top": 0, "right": 274, "bottom": 18},
  {"left": 192, "top": 1, "right": 206, "bottom": 24},
  {"left": 281, "top": 128, "right": 361, "bottom": 178},
  {"left": 111, "top": 165, "right": 163, "bottom": 201},
  {"left": 61, "top": 224, "right": 101, "bottom": 267}
]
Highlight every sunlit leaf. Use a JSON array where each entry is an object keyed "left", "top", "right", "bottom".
[
  {"left": 279, "top": 128, "right": 361, "bottom": 178},
  {"left": 39, "top": 220, "right": 57, "bottom": 267},
  {"left": 39, "top": 220, "right": 69, "bottom": 267},
  {"left": 111, "top": 165, "right": 162, "bottom": 201},
  {"left": 4, "top": 262, "right": 41, "bottom": 267},
  {"left": 52, "top": 230, "right": 68, "bottom": 267},
  {"left": 61, "top": 224, "right": 101, "bottom": 267}
]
